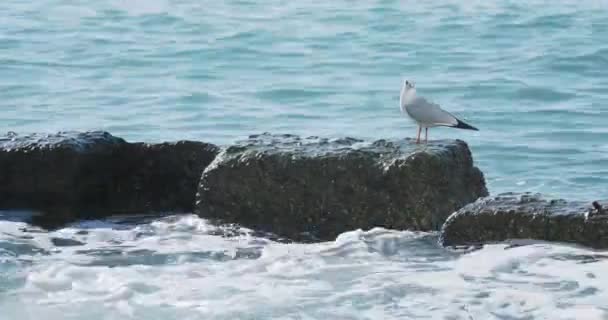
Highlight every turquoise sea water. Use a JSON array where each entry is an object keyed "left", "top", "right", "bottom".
[{"left": 2, "top": 1, "right": 608, "bottom": 319}]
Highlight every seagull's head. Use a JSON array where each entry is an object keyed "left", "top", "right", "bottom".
[
  {"left": 401, "top": 80, "right": 415, "bottom": 97},
  {"left": 400, "top": 79, "right": 416, "bottom": 110},
  {"left": 401, "top": 79, "right": 416, "bottom": 97},
  {"left": 405, "top": 80, "right": 415, "bottom": 90}
]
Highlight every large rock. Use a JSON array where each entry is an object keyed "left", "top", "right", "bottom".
[
  {"left": 196, "top": 133, "right": 488, "bottom": 242},
  {"left": 0, "top": 131, "right": 219, "bottom": 228},
  {"left": 439, "top": 192, "right": 608, "bottom": 249}
]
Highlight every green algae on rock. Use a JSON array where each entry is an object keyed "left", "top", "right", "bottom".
[
  {"left": 440, "top": 192, "right": 608, "bottom": 249},
  {"left": 0, "top": 131, "right": 219, "bottom": 228},
  {"left": 196, "top": 133, "right": 488, "bottom": 242}
]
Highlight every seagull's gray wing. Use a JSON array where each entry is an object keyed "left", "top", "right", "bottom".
[{"left": 406, "top": 97, "right": 459, "bottom": 127}]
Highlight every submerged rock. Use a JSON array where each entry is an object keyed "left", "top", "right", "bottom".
[
  {"left": 439, "top": 192, "right": 608, "bottom": 249},
  {"left": 50, "top": 237, "right": 85, "bottom": 247},
  {"left": 196, "top": 133, "right": 488, "bottom": 242},
  {"left": 0, "top": 131, "right": 219, "bottom": 228}
]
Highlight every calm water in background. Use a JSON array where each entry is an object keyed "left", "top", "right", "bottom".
[{"left": 1, "top": 1, "right": 608, "bottom": 319}]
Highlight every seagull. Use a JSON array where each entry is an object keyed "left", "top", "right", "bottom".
[{"left": 400, "top": 80, "right": 478, "bottom": 144}]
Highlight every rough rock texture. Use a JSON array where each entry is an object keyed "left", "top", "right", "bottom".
[
  {"left": 196, "top": 133, "right": 488, "bottom": 242},
  {"left": 0, "top": 131, "right": 219, "bottom": 228},
  {"left": 439, "top": 192, "right": 608, "bottom": 249}
]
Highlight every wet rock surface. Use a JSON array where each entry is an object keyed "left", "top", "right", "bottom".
[
  {"left": 0, "top": 131, "right": 219, "bottom": 228},
  {"left": 440, "top": 192, "right": 608, "bottom": 249},
  {"left": 50, "top": 237, "right": 86, "bottom": 247},
  {"left": 196, "top": 133, "right": 488, "bottom": 242}
]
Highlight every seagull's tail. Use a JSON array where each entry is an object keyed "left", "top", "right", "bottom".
[{"left": 454, "top": 119, "right": 479, "bottom": 131}]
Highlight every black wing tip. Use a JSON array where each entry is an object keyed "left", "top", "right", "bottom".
[{"left": 454, "top": 119, "right": 479, "bottom": 131}]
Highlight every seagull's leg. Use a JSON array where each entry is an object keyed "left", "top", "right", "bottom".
[
  {"left": 416, "top": 126, "right": 421, "bottom": 144},
  {"left": 425, "top": 128, "right": 428, "bottom": 143}
]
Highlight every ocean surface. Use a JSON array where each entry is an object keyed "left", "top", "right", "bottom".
[{"left": 1, "top": 0, "right": 608, "bottom": 319}]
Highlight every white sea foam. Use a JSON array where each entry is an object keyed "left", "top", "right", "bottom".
[{"left": 1, "top": 214, "right": 607, "bottom": 319}]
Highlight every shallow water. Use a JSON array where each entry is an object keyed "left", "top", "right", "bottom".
[{"left": 2, "top": 0, "right": 608, "bottom": 318}]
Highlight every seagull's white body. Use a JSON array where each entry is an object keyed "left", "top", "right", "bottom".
[{"left": 399, "top": 80, "right": 478, "bottom": 143}]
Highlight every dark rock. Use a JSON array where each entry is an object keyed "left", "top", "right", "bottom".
[
  {"left": 0, "top": 131, "right": 219, "bottom": 228},
  {"left": 439, "top": 192, "right": 608, "bottom": 249},
  {"left": 592, "top": 201, "right": 605, "bottom": 216},
  {"left": 50, "top": 237, "right": 85, "bottom": 247},
  {"left": 196, "top": 133, "right": 488, "bottom": 242}
]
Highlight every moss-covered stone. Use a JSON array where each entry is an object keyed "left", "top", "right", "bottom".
[
  {"left": 0, "top": 131, "right": 219, "bottom": 228},
  {"left": 196, "top": 133, "right": 488, "bottom": 242},
  {"left": 439, "top": 192, "right": 608, "bottom": 249}
]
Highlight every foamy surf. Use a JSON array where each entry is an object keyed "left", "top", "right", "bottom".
[{"left": 1, "top": 214, "right": 607, "bottom": 319}]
